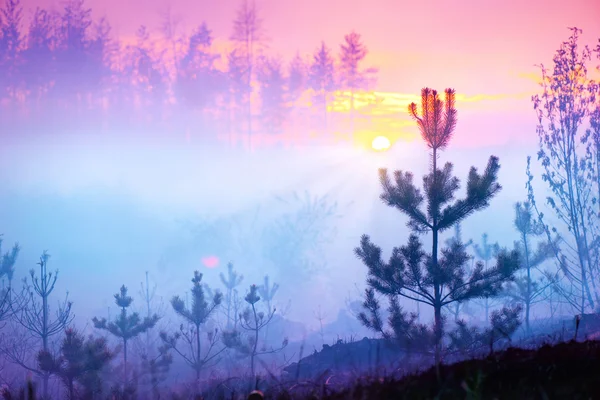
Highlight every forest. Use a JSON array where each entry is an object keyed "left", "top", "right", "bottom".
[{"left": 1, "top": 0, "right": 600, "bottom": 398}]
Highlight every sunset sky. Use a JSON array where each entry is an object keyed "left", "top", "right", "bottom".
[{"left": 17, "top": 0, "right": 599, "bottom": 147}]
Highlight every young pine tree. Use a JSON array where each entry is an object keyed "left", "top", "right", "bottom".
[
  {"left": 473, "top": 233, "right": 501, "bottom": 321},
  {"left": 37, "top": 328, "right": 114, "bottom": 400},
  {"left": 222, "top": 284, "right": 288, "bottom": 377},
  {"left": 220, "top": 262, "right": 243, "bottom": 328},
  {"left": 356, "top": 88, "right": 520, "bottom": 367},
  {"left": 0, "top": 235, "right": 20, "bottom": 322},
  {"left": 309, "top": 42, "right": 335, "bottom": 133},
  {"left": 92, "top": 285, "right": 159, "bottom": 381},
  {"left": 160, "top": 271, "right": 224, "bottom": 383},
  {"left": 504, "top": 201, "right": 555, "bottom": 333}
]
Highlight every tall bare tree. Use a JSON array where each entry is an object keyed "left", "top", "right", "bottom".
[{"left": 526, "top": 27, "right": 600, "bottom": 314}]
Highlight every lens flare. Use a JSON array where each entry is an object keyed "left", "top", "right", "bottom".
[
  {"left": 201, "top": 255, "right": 220, "bottom": 269},
  {"left": 371, "top": 135, "right": 391, "bottom": 151}
]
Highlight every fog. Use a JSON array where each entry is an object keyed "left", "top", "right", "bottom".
[{"left": 0, "top": 132, "right": 539, "bottom": 330}]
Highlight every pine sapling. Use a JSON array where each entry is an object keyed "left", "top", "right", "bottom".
[
  {"left": 222, "top": 284, "right": 288, "bottom": 377},
  {"left": 219, "top": 262, "right": 243, "bottom": 328},
  {"left": 257, "top": 275, "right": 279, "bottom": 341},
  {"left": 92, "top": 285, "right": 159, "bottom": 382},
  {"left": 0, "top": 235, "right": 20, "bottom": 322},
  {"left": 504, "top": 201, "right": 555, "bottom": 333},
  {"left": 160, "top": 271, "right": 224, "bottom": 384},
  {"left": 37, "top": 328, "right": 114, "bottom": 400},
  {"left": 356, "top": 88, "right": 520, "bottom": 368}
]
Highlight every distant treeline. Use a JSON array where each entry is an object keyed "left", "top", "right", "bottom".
[{"left": 0, "top": 0, "right": 383, "bottom": 147}]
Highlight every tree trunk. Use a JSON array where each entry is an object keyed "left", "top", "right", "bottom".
[
  {"left": 432, "top": 148, "right": 443, "bottom": 371},
  {"left": 123, "top": 338, "right": 128, "bottom": 383},
  {"left": 196, "top": 322, "right": 202, "bottom": 382},
  {"left": 68, "top": 379, "right": 75, "bottom": 400}
]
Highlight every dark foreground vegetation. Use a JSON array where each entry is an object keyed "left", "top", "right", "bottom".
[{"left": 4, "top": 337, "right": 600, "bottom": 399}]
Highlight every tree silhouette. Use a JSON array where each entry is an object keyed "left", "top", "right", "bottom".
[
  {"left": 257, "top": 56, "right": 288, "bottom": 136},
  {"left": 175, "top": 22, "right": 222, "bottom": 140},
  {"left": 92, "top": 285, "right": 159, "bottom": 381},
  {"left": 160, "top": 271, "right": 224, "bottom": 383},
  {"left": 287, "top": 52, "right": 307, "bottom": 142},
  {"left": 14, "top": 251, "right": 74, "bottom": 399},
  {"left": 448, "top": 303, "right": 522, "bottom": 357},
  {"left": 37, "top": 328, "right": 114, "bottom": 400},
  {"left": 356, "top": 87, "right": 519, "bottom": 367},
  {"left": 230, "top": 0, "right": 267, "bottom": 147},
  {"left": 219, "top": 263, "right": 243, "bottom": 328},
  {"left": 226, "top": 48, "right": 250, "bottom": 145},
  {"left": 287, "top": 52, "right": 306, "bottom": 103},
  {"left": 504, "top": 202, "right": 555, "bottom": 333},
  {"left": 473, "top": 233, "right": 501, "bottom": 322},
  {"left": 122, "top": 25, "right": 167, "bottom": 125},
  {"left": 526, "top": 27, "right": 600, "bottom": 314},
  {"left": 309, "top": 41, "right": 335, "bottom": 133},
  {"left": 0, "top": 0, "right": 24, "bottom": 115},
  {"left": 51, "top": 0, "right": 96, "bottom": 111},
  {"left": 21, "top": 7, "right": 57, "bottom": 121},
  {"left": 222, "top": 284, "right": 287, "bottom": 376},
  {"left": 257, "top": 275, "right": 278, "bottom": 315},
  {"left": 338, "top": 31, "right": 377, "bottom": 136},
  {"left": 261, "top": 190, "right": 339, "bottom": 287},
  {"left": 0, "top": 235, "right": 19, "bottom": 323},
  {"left": 135, "top": 271, "right": 171, "bottom": 400}
]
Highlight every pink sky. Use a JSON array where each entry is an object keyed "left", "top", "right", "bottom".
[
  {"left": 20, "top": 0, "right": 597, "bottom": 92},
  {"left": 18, "top": 0, "right": 600, "bottom": 146}
]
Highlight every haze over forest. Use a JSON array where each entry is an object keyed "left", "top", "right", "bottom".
[{"left": 0, "top": 0, "right": 599, "bottom": 397}]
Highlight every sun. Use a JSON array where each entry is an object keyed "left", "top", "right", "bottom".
[{"left": 371, "top": 135, "right": 391, "bottom": 151}]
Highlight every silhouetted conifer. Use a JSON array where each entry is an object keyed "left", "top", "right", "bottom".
[
  {"left": 37, "top": 328, "right": 114, "bottom": 400},
  {"left": 222, "top": 284, "right": 288, "bottom": 376},
  {"left": 220, "top": 262, "right": 244, "bottom": 328},
  {"left": 0, "top": 234, "right": 19, "bottom": 321},
  {"left": 338, "top": 31, "right": 377, "bottom": 136},
  {"left": 160, "top": 271, "right": 224, "bottom": 384},
  {"left": 308, "top": 42, "right": 335, "bottom": 133},
  {"left": 356, "top": 88, "right": 520, "bottom": 367},
  {"left": 92, "top": 285, "right": 159, "bottom": 380},
  {"left": 504, "top": 201, "right": 555, "bottom": 333}
]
